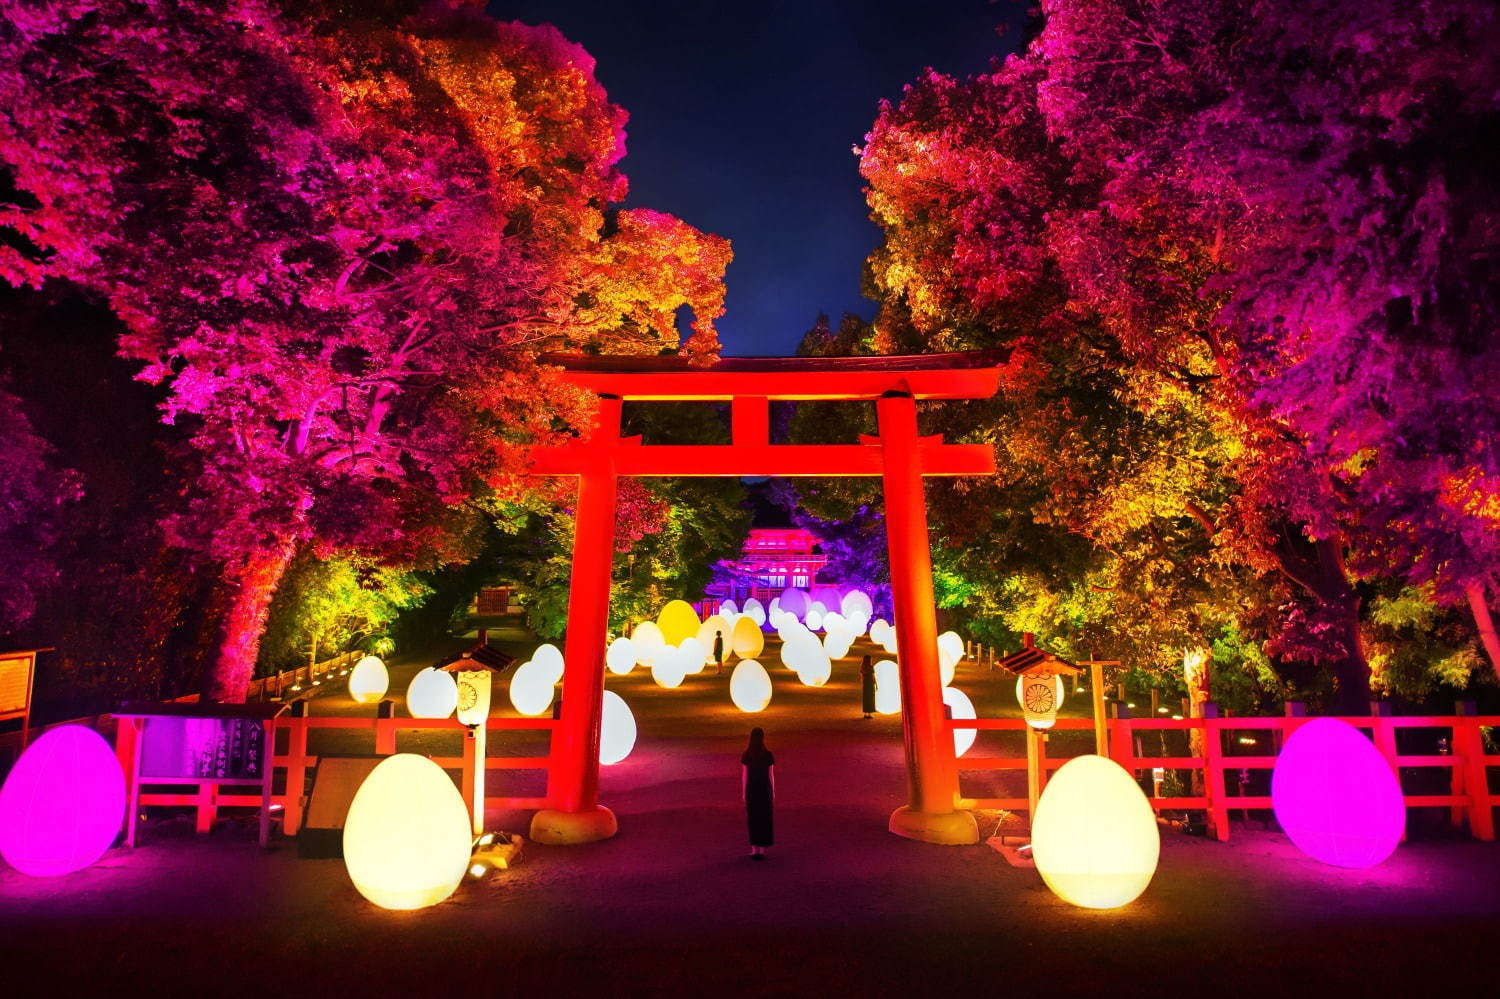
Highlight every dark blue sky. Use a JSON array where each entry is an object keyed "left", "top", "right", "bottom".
[{"left": 490, "top": 1, "right": 1021, "bottom": 356}]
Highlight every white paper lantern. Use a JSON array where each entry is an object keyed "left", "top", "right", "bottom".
[
  {"left": 343, "top": 754, "right": 472, "bottom": 910},
  {"left": 531, "top": 643, "right": 565, "bottom": 685},
  {"left": 599, "top": 691, "right": 637, "bottom": 765},
  {"left": 1017, "top": 675, "right": 1065, "bottom": 729},
  {"left": 406, "top": 667, "right": 458, "bottom": 719},
  {"left": 606, "top": 636, "right": 638, "bottom": 675},
  {"left": 509, "top": 659, "right": 556, "bottom": 716},
  {"left": 742, "top": 597, "right": 767, "bottom": 626},
  {"left": 730, "top": 659, "right": 773, "bottom": 713},
  {"left": 873, "top": 660, "right": 901, "bottom": 715},
  {"left": 943, "top": 686, "right": 977, "bottom": 756},
  {"left": 349, "top": 655, "right": 390, "bottom": 705}
]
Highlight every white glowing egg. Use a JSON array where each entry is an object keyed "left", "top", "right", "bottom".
[
  {"left": 599, "top": 690, "right": 637, "bottom": 765},
  {"left": 632, "top": 621, "right": 666, "bottom": 655},
  {"left": 349, "top": 655, "right": 390, "bottom": 704},
  {"left": 810, "top": 587, "right": 841, "bottom": 613},
  {"left": 823, "top": 633, "right": 853, "bottom": 661},
  {"left": 406, "top": 667, "right": 458, "bottom": 719},
  {"left": 809, "top": 601, "right": 827, "bottom": 619},
  {"left": 1032, "top": 754, "right": 1159, "bottom": 909},
  {"left": 651, "top": 650, "right": 687, "bottom": 689},
  {"left": 770, "top": 597, "right": 782, "bottom": 614},
  {"left": 730, "top": 659, "right": 773, "bottom": 712},
  {"left": 806, "top": 609, "right": 824, "bottom": 632},
  {"left": 943, "top": 686, "right": 977, "bottom": 756},
  {"left": 846, "top": 612, "right": 870, "bottom": 638},
  {"left": 606, "top": 637, "right": 638, "bottom": 675},
  {"left": 657, "top": 599, "right": 701, "bottom": 646},
  {"left": 869, "top": 619, "right": 891, "bottom": 644},
  {"left": 730, "top": 615, "right": 765, "bottom": 658},
  {"left": 531, "top": 643, "right": 565, "bottom": 685},
  {"left": 343, "top": 754, "right": 472, "bottom": 910},
  {"left": 823, "top": 611, "right": 847, "bottom": 636},
  {"left": 697, "top": 615, "right": 731, "bottom": 661},
  {"left": 779, "top": 587, "right": 808, "bottom": 619},
  {"left": 0, "top": 725, "right": 125, "bottom": 877},
  {"left": 780, "top": 630, "right": 820, "bottom": 671},
  {"left": 873, "top": 660, "right": 901, "bottom": 714},
  {"left": 796, "top": 649, "right": 833, "bottom": 687},
  {"left": 880, "top": 626, "right": 899, "bottom": 656},
  {"left": 937, "top": 631, "right": 964, "bottom": 683},
  {"left": 720, "top": 599, "right": 739, "bottom": 619},
  {"left": 509, "top": 658, "right": 556, "bottom": 716},
  {"left": 840, "top": 589, "right": 873, "bottom": 621},
  {"left": 742, "top": 597, "right": 767, "bottom": 626},
  {"left": 678, "top": 637, "right": 708, "bottom": 674}
]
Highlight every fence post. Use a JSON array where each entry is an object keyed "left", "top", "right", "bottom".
[
  {"left": 1201, "top": 703, "right": 1229, "bottom": 842},
  {"left": 376, "top": 700, "right": 397, "bottom": 755},
  {"left": 1368, "top": 702, "right": 1406, "bottom": 842},
  {"left": 1454, "top": 701, "right": 1496, "bottom": 841},
  {"left": 283, "top": 700, "right": 309, "bottom": 836},
  {"left": 1109, "top": 702, "right": 1135, "bottom": 778}
]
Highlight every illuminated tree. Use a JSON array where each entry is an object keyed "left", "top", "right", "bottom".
[{"left": 0, "top": 388, "right": 77, "bottom": 633}]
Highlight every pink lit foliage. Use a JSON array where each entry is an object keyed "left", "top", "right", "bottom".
[
  {"left": 0, "top": 389, "right": 79, "bottom": 632},
  {"left": 0, "top": 1, "right": 729, "bottom": 698}
]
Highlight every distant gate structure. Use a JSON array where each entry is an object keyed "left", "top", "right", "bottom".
[{"left": 526, "top": 352, "right": 1001, "bottom": 846}]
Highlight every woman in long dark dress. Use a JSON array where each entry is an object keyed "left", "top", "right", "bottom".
[
  {"left": 741, "top": 727, "right": 775, "bottom": 859},
  {"left": 859, "top": 654, "right": 875, "bottom": 718}
]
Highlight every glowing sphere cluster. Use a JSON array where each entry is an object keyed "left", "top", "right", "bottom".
[
  {"left": 730, "top": 659, "right": 773, "bottom": 712},
  {"left": 0, "top": 725, "right": 125, "bottom": 877},
  {"left": 943, "top": 686, "right": 977, "bottom": 756},
  {"left": 599, "top": 691, "right": 637, "bottom": 765},
  {"left": 349, "top": 655, "right": 390, "bottom": 704},
  {"left": 657, "top": 600, "right": 701, "bottom": 646},
  {"left": 509, "top": 658, "right": 556, "bottom": 715},
  {"left": 606, "top": 636, "right": 638, "bottom": 675},
  {"left": 343, "top": 754, "right": 473, "bottom": 910},
  {"left": 405, "top": 667, "right": 458, "bottom": 719},
  {"left": 1271, "top": 718, "right": 1405, "bottom": 868},
  {"left": 1031, "top": 755, "right": 1160, "bottom": 909}
]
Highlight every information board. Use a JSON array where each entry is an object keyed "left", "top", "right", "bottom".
[
  {"left": 0, "top": 652, "right": 35, "bottom": 718},
  {"left": 140, "top": 716, "right": 266, "bottom": 781}
]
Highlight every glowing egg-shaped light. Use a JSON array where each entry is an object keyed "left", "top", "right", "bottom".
[
  {"left": 806, "top": 609, "right": 824, "bottom": 632},
  {"left": 697, "top": 615, "right": 731, "bottom": 661},
  {"left": 822, "top": 611, "right": 847, "bottom": 637},
  {"left": 740, "top": 597, "right": 764, "bottom": 627},
  {"left": 1032, "top": 754, "right": 1160, "bottom": 909},
  {"left": 730, "top": 615, "right": 764, "bottom": 659},
  {"left": 0, "top": 725, "right": 125, "bottom": 877},
  {"left": 796, "top": 650, "right": 833, "bottom": 687},
  {"left": 873, "top": 660, "right": 901, "bottom": 715},
  {"left": 349, "top": 655, "right": 390, "bottom": 704},
  {"left": 530, "top": 643, "right": 565, "bottom": 685},
  {"left": 651, "top": 650, "right": 687, "bottom": 689},
  {"left": 720, "top": 599, "right": 739, "bottom": 619},
  {"left": 678, "top": 637, "right": 708, "bottom": 674},
  {"left": 657, "top": 600, "right": 701, "bottom": 646},
  {"left": 632, "top": 621, "right": 666, "bottom": 657},
  {"left": 880, "top": 626, "right": 899, "bottom": 656},
  {"left": 1271, "top": 718, "right": 1405, "bottom": 868},
  {"left": 769, "top": 597, "right": 782, "bottom": 614},
  {"left": 606, "top": 636, "right": 638, "bottom": 675},
  {"left": 730, "top": 659, "right": 773, "bottom": 712},
  {"left": 846, "top": 612, "right": 870, "bottom": 638},
  {"left": 810, "top": 587, "right": 842, "bottom": 614},
  {"left": 599, "top": 691, "right": 637, "bottom": 765},
  {"left": 840, "top": 589, "right": 873, "bottom": 622},
  {"left": 869, "top": 619, "right": 891, "bottom": 645},
  {"left": 943, "top": 686, "right": 977, "bottom": 756},
  {"left": 937, "top": 631, "right": 964, "bottom": 686},
  {"left": 406, "top": 667, "right": 458, "bottom": 719},
  {"left": 823, "top": 633, "right": 853, "bottom": 661},
  {"left": 780, "top": 630, "right": 820, "bottom": 672},
  {"left": 342, "top": 754, "right": 472, "bottom": 910},
  {"left": 509, "top": 658, "right": 556, "bottom": 716},
  {"left": 779, "top": 587, "right": 809, "bottom": 619}
]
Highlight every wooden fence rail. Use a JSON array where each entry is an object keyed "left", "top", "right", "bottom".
[{"left": 949, "top": 707, "right": 1499, "bottom": 842}]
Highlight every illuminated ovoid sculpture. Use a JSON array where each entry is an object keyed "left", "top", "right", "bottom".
[
  {"left": 599, "top": 691, "right": 637, "bottom": 765},
  {"left": 651, "top": 648, "right": 688, "bottom": 689},
  {"left": 697, "top": 614, "right": 730, "bottom": 660},
  {"left": 1032, "top": 755, "right": 1160, "bottom": 909},
  {"left": 730, "top": 659, "right": 773, "bottom": 712},
  {"left": 678, "top": 638, "right": 708, "bottom": 675},
  {"left": 0, "top": 725, "right": 125, "bottom": 877},
  {"left": 823, "top": 632, "right": 853, "bottom": 661},
  {"left": 657, "top": 600, "right": 701, "bottom": 646},
  {"left": 730, "top": 615, "right": 764, "bottom": 658},
  {"left": 343, "top": 754, "right": 472, "bottom": 910},
  {"left": 937, "top": 631, "right": 964, "bottom": 686},
  {"left": 406, "top": 667, "right": 458, "bottom": 719},
  {"left": 509, "top": 658, "right": 556, "bottom": 715},
  {"left": 531, "top": 643, "right": 565, "bottom": 685},
  {"left": 742, "top": 597, "right": 767, "bottom": 626},
  {"left": 606, "top": 636, "right": 638, "bottom": 675},
  {"left": 778, "top": 587, "right": 809, "bottom": 619},
  {"left": 795, "top": 647, "right": 833, "bottom": 687},
  {"left": 720, "top": 599, "right": 740, "bottom": 620},
  {"left": 869, "top": 619, "right": 891, "bottom": 645},
  {"left": 873, "top": 660, "right": 901, "bottom": 714},
  {"left": 781, "top": 629, "right": 820, "bottom": 672},
  {"left": 878, "top": 625, "right": 899, "bottom": 656},
  {"left": 349, "top": 655, "right": 390, "bottom": 704},
  {"left": 806, "top": 609, "right": 824, "bottom": 632},
  {"left": 810, "top": 586, "right": 841, "bottom": 614},
  {"left": 823, "top": 611, "right": 848, "bottom": 636},
  {"left": 943, "top": 686, "right": 976, "bottom": 756},
  {"left": 632, "top": 621, "right": 666, "bottom": 660},
  {"left": 840, "top": 589, "right": 873, "bottom": 622},
  {"left": 1272, "top": 718, "right": 1405, "bottom": 868}
]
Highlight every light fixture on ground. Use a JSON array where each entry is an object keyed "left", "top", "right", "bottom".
[
  {"left": 657, "top": 599, "right": 701, "bottom": 646},
  {"left": 730, "top": 614, "right": 764, "bottom": 658},
  {"left": 508, "top": 658, "right": 556, "bottom": 715},
  {"left": 943, "top": 686, "right": 977, "bottom": 756},
  {"left": 606, "top": 636, "right": 638, "bottom": 675},
  {"left": 349, "top": 655, "right": 389, "bottom": 704},
  {"left": 342, "top": 754, "right": 473, "bottom": 910},
  {"left": 0, "top": 725, "right": 125, "bottom": 877},
  {"left": 1271, "top": 717, "right": 1405, "bottom": 868},
  {"left": 873, "top": 660, "right": 901, "bottom": 714},
  {"left": 406, "top": 667, "right": 458, "bottom": 719},
  {"left": 1031, "top": 754, "right": 1160, "bottom": 909},
  {"left": 730, "top": 659, "right": 773, "bottom": 712},
  {"left": 599, "top": 691, "right": 637, "bottom": 765}
]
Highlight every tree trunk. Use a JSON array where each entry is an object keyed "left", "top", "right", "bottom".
[
  {"left": 1466, "top": 581, "right": 1500, "bottom": 682},
  {"left": 1183, "top": 647, "right": 1210, "bottom": 796},
  {"left": 206, "top": 541, "right": 296, "bottom": 703},
  {"left": 1326, "top": 595, "right": 1371, "bottom": 716},
  {"left": 1271, "top": 531, "right": 1371, "bottom": 714}
]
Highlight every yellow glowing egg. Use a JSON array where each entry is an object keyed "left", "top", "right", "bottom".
[
  {"left": 657, "top": 600, "right": 701, "bottom": 646},
  {"left": 599, "top": 691, "right": 637, "bottom": 765},
  {"left": 606, "top": 637, "right": 638, "bottom": 675},
  {"left": 349, "top": 656, "right": 390, "bottom": 704},
  {"left": 873, "top": 660, "right": 901, "bottom": 714},
  {"left": 1032, "top": 755, "right": 1160, "bottom": 909},
  {"left": 508, "top": 658, "right": 556, "bottom": 716},
  {"left": 697, "top": 615, "right": 731, "bottom": 661},
  {"left": 942, "top": 686, "right": 977, "bottom": 755},
  {"left": 730, "top": 615, "right": 764, "bottom": 658},
  {"left": 405, "top": 667, "right": 458, "bottom": 719},
  {"left": 531, "top": 643, "right": 565, "bottom": 685},
  {"left": 730, "top": 659, "right": 773, "bottom": 712},
  {"left": 343, "top": 754, "right": 473, "bottom": 910}
]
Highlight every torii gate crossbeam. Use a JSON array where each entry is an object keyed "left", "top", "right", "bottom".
[{"left": 526, "top": 352, "right": 1001, "bottom": 847}]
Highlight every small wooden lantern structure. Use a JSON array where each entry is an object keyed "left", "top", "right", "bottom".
[
  {"left": 437, "top": 632, "right": 514, "bottom": 834},
  {"left": 997, "top": 635, "right": 1084, "bottom": 820}
]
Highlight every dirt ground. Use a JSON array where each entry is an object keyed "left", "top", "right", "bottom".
[{"left": 2, "top": 633, "right": 1497, "bottom": 996}]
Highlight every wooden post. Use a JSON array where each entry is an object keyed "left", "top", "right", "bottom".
[
  {"left": 195, "top": 781, "right": 216, "bottom": 835},
  {"left": 1110, "top": 702, "right": 1135, "bottom": 779},
  {"left": 119, "top": 717, "right": 143, "bottom": 848},
  {"left": 258, "top": 719, "right": 272, "bottom": 848},
  {"left": 1369, "top": 702, "right": 1405, "bottom": 843},
  {"left": 375, "top": 700, "right": 396, "bottom": 755},
  {"left": 1454, "top": 701, "right": 1496, "bottom": 841},
  {"left": 1202, "top": 703, "right": 1229, "bottom": 842},
  {"left": 1025, "top": 726, "right": 1043, "bottom": 822},
  {"left": 283, "top": 701, "right": 309, "bottom": 836},
  {"left": 464, "top": 724, "right": 486, "bottom": 836},
  {"left": 1091, "top": 661, "right": 1108, "bottom": 757}
]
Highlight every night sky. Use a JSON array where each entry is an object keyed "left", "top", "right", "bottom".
[{"left": 489, "top": 0, "right": 1022, "bottom": 356}]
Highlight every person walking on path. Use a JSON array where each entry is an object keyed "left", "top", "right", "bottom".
[
  {"left": 741, "top": 727, "right": 775, "bottom": 859},
  {"left": 713, "top": 629, "right": 726, "bottom": 675},
  {"left": 859, "top": 654, "right": 875, "bottom": 719}
]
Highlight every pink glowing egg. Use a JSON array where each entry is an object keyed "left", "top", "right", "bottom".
[
  {"left": 0, "top": 725, "right": 125, "bottom": 876},
  {"left": 1272, "top": 718, "right": 1405, "bottom": 868}
]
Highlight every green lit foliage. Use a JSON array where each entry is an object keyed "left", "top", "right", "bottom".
[{"left": 1366, "top": 585, "right": 1485, "bottom": 702}]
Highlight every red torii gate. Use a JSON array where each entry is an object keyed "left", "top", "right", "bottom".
[{"left": 527, "top": 352, "right": 1001, "bottom": 846}]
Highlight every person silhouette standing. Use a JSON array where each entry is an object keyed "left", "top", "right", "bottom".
[
  {"left": 713, "top": 629, "right": 726, "bottom": 675},
  {"left": 741, "top": 727, "right": 775, "bottom": 859},
  {"left": 859, "top": 654, "right": 875, "bottom": 719}
]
